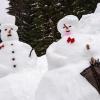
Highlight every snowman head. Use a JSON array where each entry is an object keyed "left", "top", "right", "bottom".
[
  {"left": 0, "top": 24, "right": 19, "bottom": 42},
  {"left": 57, "top": 15, "right": 79, "bottom": 37}
]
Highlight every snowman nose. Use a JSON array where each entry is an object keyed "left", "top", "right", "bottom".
[
  {"left": 7, "top": 29, "right": 12, "bottom": 37},
  {"left": 8, "top": 30, "right": 11, "bottom": 34},
  {"left": 86, "top": 44, "right": 90, "bottom": 50}
]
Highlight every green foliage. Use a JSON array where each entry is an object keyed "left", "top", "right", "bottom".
[{"left": 7, "top": 0, "right": 99, "bottom": 56}]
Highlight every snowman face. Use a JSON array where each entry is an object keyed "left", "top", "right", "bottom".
[
  {"left": 63, "top": 24, "right": 72, "bottom": 34},
  {"left": 4, "top": 27, "right": 13, "bottom": 37},
  {"left": 1, "top": 25, "right": 19, "bottom": 42},
  {"left": 57, "top": 15, "right": 79, "bottom": 37}
]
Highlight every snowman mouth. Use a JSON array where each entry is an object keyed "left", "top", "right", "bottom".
[
  {"left": 7, "top": 34, "right": 12, "bottom": 37},
  {"left": 66, "top": 30, "right": 70, "bottom": 32}
]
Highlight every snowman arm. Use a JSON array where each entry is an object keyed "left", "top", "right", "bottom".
[
  {"left": 20, "top": 42, "right": 37, "bottom": 58},
  {"left": 30, "top": 49, "right": 37, "bottom": 61}
]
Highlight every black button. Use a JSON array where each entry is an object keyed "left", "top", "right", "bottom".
[
  {"left": 11, "top": 43, "right": 13, "bottom": 45},
  {"left": 12, "top": 51, "right": 15, "bottom": 53},
  {"left": 12, "top": 58, "right": 15, "bottom": 61},
  {"left": 13, "top": 65, "right": 16, "bottom": 68}
]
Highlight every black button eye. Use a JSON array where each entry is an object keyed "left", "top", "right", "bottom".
[
  {"left": 5, "top": 29, "right": 7, "bottom": 31},
  {"left": 11, "top": 28, "right": 13, "bottom": 30},
  {"left": 69, "top": 26, "right": 71, "bottom": 27}
]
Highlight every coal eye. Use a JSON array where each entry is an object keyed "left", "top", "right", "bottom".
[
  {"left": 11, "top": 28, "right": 13, "bottom": 30},
  {"left": 5, "top": 29, "right": 7, "bottom": 31},
  {"left": 69, "top": 26, "right": 71, "bottom": 27}
]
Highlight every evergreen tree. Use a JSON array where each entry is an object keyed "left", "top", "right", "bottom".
[{"left": 7, "top": 0, "right": 99, "bottom": 56}]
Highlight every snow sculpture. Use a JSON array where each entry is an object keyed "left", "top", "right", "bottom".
[{"left": 0, "top": 16, "right": 37, "bottom": 77}]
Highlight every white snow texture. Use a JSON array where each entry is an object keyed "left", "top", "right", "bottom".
[{"left": 0, "top": 1, "right": 100, "bottom": 100}]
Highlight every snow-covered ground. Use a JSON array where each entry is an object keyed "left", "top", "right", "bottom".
[{"left": 0, "top": 1, "right": 100, "bottom": 100}]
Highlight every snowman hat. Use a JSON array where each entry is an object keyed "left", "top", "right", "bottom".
[
  {"left": 57, "top": 15, "right": 79, "bottom": 37},
  {"left": 1, "top": 24, "right": 18, "bottom": 32},
  {"left": 0, "top": 15, "right": 16, "bottom": 25},
  {"left": 0, "top": 15, "right": 18, "bottom": 31}
]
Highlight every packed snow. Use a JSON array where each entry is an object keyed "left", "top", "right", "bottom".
[{"left": 0, "top": 1, "right": 100, "bottom": 100}]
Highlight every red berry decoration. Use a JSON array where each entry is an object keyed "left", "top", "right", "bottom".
[
  {"left": 0, "top": 44, "right": 4, "bottom": 49},
  {"left": 71, "top": 38, "right": 75, "bottom": 43},
  {"left": 2, "top": 44, "right": 4, "bottom": 48},
  {"left": 67, "top": 37, "right": 75, "bottom": 44},
  {"left": 67, "top": 37, "right": 71, "bottom": 43}
]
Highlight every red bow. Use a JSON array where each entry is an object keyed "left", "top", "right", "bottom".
[
  {"left": 0, "top": 44, "right": 4, "bottom": 49},
  {"left": 67, "top": 37, "right": 75, "bottom": 43}
]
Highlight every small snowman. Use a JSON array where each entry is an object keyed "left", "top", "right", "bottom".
[
  {"left": 57, "top": 15, "right": 80, "bottom": 44},
  {"left": 0, "top": 16, "right": 37, "bottom": 77}
]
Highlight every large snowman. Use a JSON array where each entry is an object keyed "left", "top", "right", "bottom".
[
  {"left": 0, "top": 16, "right": 37, "bottom": 77},
  {"left": 35, "top": 7, "right": 100, "bottom": 100},
  {"left": 46, "top": 15, "right": 95, "bottom": 70}
]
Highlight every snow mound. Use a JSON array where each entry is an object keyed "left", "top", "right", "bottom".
[
  {"left": 36, "top": 55, "right": 48, "bottom": 73},
  {"left": 35, "top": 63, "right": 100, "bottom": 100},
  {"left": 0, "top": 68, "right": 46, "bottom": 100}
]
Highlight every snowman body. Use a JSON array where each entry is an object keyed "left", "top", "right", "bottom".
[
  {"left": 47, "top": 33, "right": 96, "bottom": 70},
  {"left": 0, "top": 41, "right": 36, "bottom": 71},
  {"left": 0, "top": 24, "right": 37, "bottom": 76}
]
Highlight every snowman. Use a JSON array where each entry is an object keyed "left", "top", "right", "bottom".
[
  {"left": 35, "top": 12, "right": 100, "bottom": 100},
  {"left": 0, "top": 16, "right": 37, "bottom": 77},
  {"left": 46, "top": 15, "right": 92, "bottom": 70}
]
